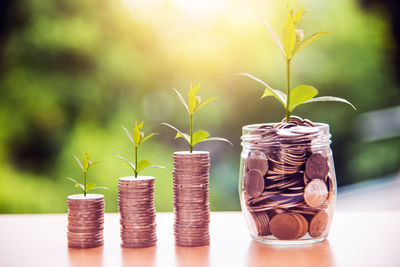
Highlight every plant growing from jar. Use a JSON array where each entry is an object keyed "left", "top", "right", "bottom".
[{"left": 238, "top": 8, "right": 355, "bottom": 244}]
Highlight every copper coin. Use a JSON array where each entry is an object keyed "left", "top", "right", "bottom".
[
  {"left": 244, "top": 169, "right": 264, "bottom": 198},
  {"left": 269, "top": 213, "right": 299, "bottom": 240},
  {"left": 305, "top": 152, "right": 329, "bottom": 180},
  {"left": 245, "top": 150, "right": 269, "bottom": 175},
  {"left": 304, "top": 179, "right": 328, "bottom": 208},
  {"left": 309, "top": 211, "right": 329, "bottom": 237}
]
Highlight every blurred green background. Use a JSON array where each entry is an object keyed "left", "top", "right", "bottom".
[{"left": 0, "top": 0, "right": 399, "bottom": 213}]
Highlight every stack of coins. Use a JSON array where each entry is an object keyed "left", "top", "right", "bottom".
[
  {"left": 243, "top": 116, "right": 333, "bottom": 240},
  {"left": 173, "top": 151, "right": 210, "bottom": 247},
  {"left": 67, "top": 194, "right": 104, "bottom": 248},
  {"left": 118, "top": 176, "right": 157, "bottom": 248}
]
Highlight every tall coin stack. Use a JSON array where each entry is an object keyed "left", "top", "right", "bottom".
[
  {"left": 67, "top": 194, "right": 104, "bottom": 248},
  {"left": 173, "top": 151, "right": 210, "bottom": 247},
  {"left": 118, "top": 176, "right": 157, "bottom": 248}
]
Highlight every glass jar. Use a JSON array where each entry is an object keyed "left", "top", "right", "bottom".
[{"left": 239, "top": 119, "right": 336, "bottom": 245}]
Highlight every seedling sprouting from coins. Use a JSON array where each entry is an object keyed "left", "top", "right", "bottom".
[
  {"left": 66, "top": 153, "right": 109, "bottom": 197},
  {"left": 113, "top": 121, "right": 166, "bottom": 178},
  {"left": 240, "top": 7, "right": 355, "bottom": 122},
  {"left": 162, "top": 82, "right": 232, "bottom": 153}
]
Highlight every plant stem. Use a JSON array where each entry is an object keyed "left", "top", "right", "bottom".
[
  {"left": 135, "top": 146, "right": 138, "bottom": 178},
  {"left": 84, "top": 172, "right": 87, "bottom": 197},
  {"left": 285, "top": 59, "right": 291, "bottom": 122},
  {"left": 189, "top": 114, "right": 193, "bottom": 153}
]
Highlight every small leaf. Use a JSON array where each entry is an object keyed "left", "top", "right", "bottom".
[
  {"left": 88, "top": 186, "right": 109, "bottom": 191},
  {"left": 283, "top": 12, "right": 296, "bottom": 59},
  {"left": 173, "top": 88, "right": 189, "bottom": 114},
  {"left": 289, "top": 85, "right": 318, "bottom": 112},
  {"left": 86, "top": 182, "right": 97, "bottom": 192},
  {"left": 141, "top": 165, "right": 167, "bottom": 171},
  {"left": 66, "top": 177, "right": 84, "bottom": 192},
  {"left": 295, "top": 29, "right": 304, "bottom": 43},
  {"left": 301, "top": 96, "right": 356, "bottom": 110},
  {"left": 191, "top": 130, "right": 210, "bottom": 146},
  {"left": 195, "top": 97, "right": 218, "bottom": 112},
  {"left": 112, "top": 153, "right": 136, "bottom": 171},
  {"left": 83, "top": 153, "right": 91, "bottom": 172},
  {"left": 133, "top": 121, "right": 141, "bottom": 147},
  {"left": 293, "top": 32, "right": 331, "bottom": 55},
  {"left": 122, "top": 125, "right": 134, "bottom": 145},
  {"left": 142, "top": 133, "right": 159, "bottom": 143},
  {"left": 291, "top": 8, "right": 304, "bottom": 25},
  {"left": 175, "top": 131, "right": 191, "bottom": 143},
  {"left": 89, "top": 161, "right": 101, "bottom": 170},
  {"left": 73, "top": 155, "right": 84, "bottom": 171},
  {"left": 239, "top": 73, "right": 287, "bottom": 107},
  {"left": 161, "top": 123, "right": 190, "bottom": 144},
  {"left": 137, "top": 160, "right": 151, "bottom": 173},
  {"left": 187, "top": 85, "right": 197, "bottom": 115},
  {"left": 262, "top": 19, "right": 286, "bottom": 58},
  {"left": 199, "top": 137, "right": 233, "bottom": 146}
]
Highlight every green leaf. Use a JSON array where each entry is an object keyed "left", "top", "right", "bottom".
[
  {"left": 85, "top": 182, "right": 97, "bottom": 192},
  {"left": 191, "top": 130, "right": 210, "bottom": 146},
  {"left": 112, "top": 153, "right": 136, "bottom": 172},
  {"left": 140, "top": 165, "right": 167, "bottom": 172},
  {"left": 142, "top": 133, "right": 159, "bottom": 143},
  {"left": 89, "top": 161, "right": 101, "bottom": 170},
  {"left": 66, "top": 177, "right": 84, "bottom": 192},
  {"left": 161, "top": 123, "right": 190, "bottom": 144},
  {"left": 73, "top": 155, "right": 84, "bottom": 171},
  {"left": 83, "top": 153, "right": 91, "bottom": 172},
  {"left": 133, "top": 121, "right": 142, "bottom": 147},
  {"left": 262, "top": 19, "right": 286, "bottom": 58},
  {"left": 291, "top": 8, "right": 304, "bottom": 25},
  {"left": 283, "top": 12, "right": 296, "bottom": 59},
  {"left": 239, "top": 73, "right": 286, "bottom": 107},
  {"left": 199, "top": 137, "right": 233, "bottom": 146},
  {"left": 195, "top": 97, "right": 218, "bottom": 113},
  {"left": 293, "top": 32, "right": 331, "bottom": 55},
  {"left": 301, "top": 96, "right": 356, "bottom": 110},
  {"left": 289, "top": 85, "right": 318, "bottom": 112},
  {"left": 187, "top": 84, "right": 198, "bottom": 115},
  {"left": 88, "top": 186, "right": 109, "bottom": 191},
  {"left": 122, "top": 125, "right": 134, "bottom": 145},
  {"left": 173, "top": 88, "right": 189, "bottom": 114},
  {"left": 137, "top": 160, "right": 151, "bottom": 173}
]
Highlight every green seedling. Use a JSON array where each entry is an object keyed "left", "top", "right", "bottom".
[
  {"left": 66, "top": 153, "right": 109, "bottom": 197},
  {"left": 240, "top": 7, "right": 355, "bottom": 122},
  {"left": 113, "top": 121, "right": 166, "bottom": 178},
  {"left": 162, "top": 82, "right": 232, "bottom": 153}
]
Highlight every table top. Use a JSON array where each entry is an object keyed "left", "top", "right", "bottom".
[{"left": 0, "top": 211, "right": 399, "bottom": 267}]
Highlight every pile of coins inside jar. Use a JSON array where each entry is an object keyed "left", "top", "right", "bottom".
[
  {"left": 67, "top": 194, "right": 105, "bottom": 248},
  {"left": 173, "top": 151, "right": 211, "bottom": 247},
  {"left": 243, "top": 116, "right": 333, "bottom": 240}
]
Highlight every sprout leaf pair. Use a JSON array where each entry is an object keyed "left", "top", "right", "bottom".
[{"left": 163, "top": 83, "right": 232, "bottom": 153}]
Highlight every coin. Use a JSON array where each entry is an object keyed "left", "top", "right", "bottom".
[
  {"left": 309, "top": 211, "right": 329, "bottom": 237},
  {"left": 269, "top": 213, "right": 299, "bottom": 240},
  {"left": 304, "top": 179, "right": 328, "bottom": 208},
  {"left": 245, "top": 150, "right": 269, "bottom": 175},
  {"left": 244, "top": 169, "right": 264, "bottom": 198},
  {"left": 305, "top": 152, "right": 329, "bottom": 180}
]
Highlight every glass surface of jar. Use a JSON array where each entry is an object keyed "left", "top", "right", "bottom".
[{"left": 239, "top": 121, "right": 336, "bottom": 245}]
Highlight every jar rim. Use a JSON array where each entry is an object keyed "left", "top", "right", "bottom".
[{"left": 242, "top": 122, "right": 329, "bottom": 132}]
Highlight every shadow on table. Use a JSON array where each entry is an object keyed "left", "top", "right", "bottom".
[
  {"left": 68, "top": 247, "right": 104, "bottom": 267},
  {"left": 175, "top": 245, "right": 210, "bottom": 267},
  {"left": 121, "top": 246, "right": 156, "bottom": 267},
  {"left": 246, "top": 240, "right": 334, "bottom": 267}
]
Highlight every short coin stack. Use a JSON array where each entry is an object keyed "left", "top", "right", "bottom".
[
  {"left": 67, "top": 194, "right": 104, "bottom": 248},
  {"left": 118, "top": 176, "right": 157, "bottom": 248},
  {"left": 173, "top": 151, "right": 210, "bottom": 247}
]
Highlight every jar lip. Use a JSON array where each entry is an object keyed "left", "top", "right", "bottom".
[{"left": 242, "top": 122, "right": 329, "bottom": 132}]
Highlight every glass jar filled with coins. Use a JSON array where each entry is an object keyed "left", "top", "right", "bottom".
[{"left": 239, "top": 117, "right": 336, "bottom": 244}]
